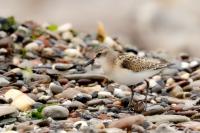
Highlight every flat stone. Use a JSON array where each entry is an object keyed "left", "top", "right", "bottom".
[
  {"left": 109, "top": 115, "right": 145, "bottom": 130},
  {"left": 0, "top": 105, "right": 17, "bottom": 117},
  {"left": 42, "top": 105, "right": 69, "bottom": 119},
  {"left": 98, "top": 91, "right": 113, "bottom": 98},
  {"left": 55, "top": 88, "right": 80, "bottom": 99},
  {"left": 146, "top": 115, "right": 190, "bottom": 123},
  {"left": 144, "top": 105, "right": 166, "bottom": 116},
  {"left": 74, "top": 93, "right": 92, "bottom": 103}
]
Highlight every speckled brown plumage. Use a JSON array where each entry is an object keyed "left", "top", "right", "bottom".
[{"left": 116, "top": 54, "right": 169, "bottom": 72}]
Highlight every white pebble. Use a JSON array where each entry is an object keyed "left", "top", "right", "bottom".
[
  {"left": 25, "top": 42, "right": 39, "bottom": 51},
  {"left": 190, "top": 60, "right": 199, "bottom": 68},
  {"left": 58, "top": 23, "right": 72, "bottom": 32},
  {"left": 62, "top": 31, "right": 73, "bottom": 40},
  {"left": 98, "top": 91, "right": 112, "bottom": 98},
  {"left": 64, "top": 48, "right": 82, "bottom": 57},
  {"left": 149, "top": 79, "right": 157, "bottom": 88},
  {"left": 181, "top": 62, "right": 189, "bottom": 69},
  {"left": 114, "top": 88, "right": 125, "bottom": 98}
]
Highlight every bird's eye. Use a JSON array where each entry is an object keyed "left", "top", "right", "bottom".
[{"left": 96, "top": 52, "right": 102, "bottom": 58}]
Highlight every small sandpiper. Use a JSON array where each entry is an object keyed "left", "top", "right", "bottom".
[{"left": 85, "top": 46, "right": 171, "bottom": 111}]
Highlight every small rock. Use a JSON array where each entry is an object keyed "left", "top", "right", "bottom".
[
  {"left": 41, "top": 47, "right": 55, "bottom": 57},
  {"left": 114, "top": 89, "right": 130, "bottom": 98},
  {"left": 0, "top": 105, "right": 17, "bottom": 117},
  {"left": 103, "top": 128, "right": 126, "bottom": 133},
  {"left": 64, "top": 100, "right": 86, "bottom": 111},
  {"left": 49, "top": 82, "right": 64, "bottom": 94},
  {"left": 0, "top": 118, "right": 17, "bottom": 127},
  {"left": 87, "top": 99, "right": 104, "bottom": 106},
  {"left": 154, "top": 124, "right": 181, "bottom": 133},
  {"left": 58, "top": 23, "right": 72, "bottom": 32},
  {"left": 64, "top": 48, "right": 82, "bottom": 57},
  {"left": 146, "top": 115, "right": 190, "bottom": 123},
  {"left": 73, "top": 121, "right": 88, "bottom": 130},
  {"left": 190, "top": 60, "right": 199, "bottom": 68},
  {"left": 53, "top": 63, "right": 74, "bottom": 71},
  {"left": 0, "top": 77, "right": 10, "bottom": 86},
  {"left": 55, "top": 88, "right": 80, "bottom": 99},
  {"left": 62, "top": 32, "right": 74, "bottom": 40},
  {"left": 181, "top": 62, "right": 189, "bottom": 69},
  {"left": 98, "top": 91, "right": 113, "bottom": 98},
  {"left": 149, "top": 79, "right": 158, "bottom": 88},
  {"left": 25, "top": 42, "right": 40, "bottom": 51},
  {"left": 42, "top": 105, "right": 69, "bottom": 119},
  {"left": 109, "top": 115, "right": 145, "bottom": 130},
  {"left": 4, "top": 89, "right": 35, "bottom": 111},
  {"left": 79, "top": 85, "right": 102, "bottom": 95},
  {"left": 74, "top": 93, "right": 92, "bottom": 103},
  {"left": 177, "top": 121, "right": 200, "bottom": 131},
  {"left": 144, "top": 105, "right": 166, "bottom": 115},
  {"left": 180, "top": 72, "right": 190, "bottom": 79},
  {"left": 151, "top": 84, "right": 163, "bottom": 93}
]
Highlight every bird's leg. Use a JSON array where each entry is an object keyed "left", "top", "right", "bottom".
[
  {"left": 144, "top": 79, "right": 149, "bottom": 111},
  {"left": 128, "top": 84, "right": 136, "bottom": 108}
]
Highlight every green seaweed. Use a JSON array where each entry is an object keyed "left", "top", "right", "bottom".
[{"left": 47, "top": 24, "right": 58, "bottom": 32}]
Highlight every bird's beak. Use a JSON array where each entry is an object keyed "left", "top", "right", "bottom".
[{"left": 84, "top": 57, "right": 96, "bottom": 67}]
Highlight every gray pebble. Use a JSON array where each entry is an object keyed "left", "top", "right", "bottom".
[
  {"left": 49, "top": 82, "right": 64, "bottom": 94},
  {"left": 42, "top": 105, "right": 69, "bottom": 119}
]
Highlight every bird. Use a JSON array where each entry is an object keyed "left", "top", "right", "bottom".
[{"left": 85, "top": 46, "right": 171, "bottom": 111}]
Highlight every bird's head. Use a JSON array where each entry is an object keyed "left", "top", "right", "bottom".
[{"left": 84, "top": 45, "right": 119, "bottom": 67}]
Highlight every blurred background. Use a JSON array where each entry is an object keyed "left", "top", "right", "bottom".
[{"left": 0, "top": 0, "right": 200, "bottom": 56}]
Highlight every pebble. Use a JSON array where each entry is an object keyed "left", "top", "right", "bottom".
[
  {"left": 0, "top": 105, "right": 17, "bottom": 117},
  {"left": 64, "top": 48, "right": 82, "bottom": 57},
  {"left": 146, "top": 115, "right": 190, "bottom": 123},
  {"left": 87, "top": 99, "right": 104, "bottom": 106},
  {"left": 55, "top": 88, "right": 80, "bottom": 99},
  {"left": 103, "top": 128, "right": 126, "bottom": 133},
  {"left": 4, "top": 89, "right": 35, "bottom": 111},
  {"left": 68, "top": 101, "right": 86, "bottom": 111},
  {"left": 25, "top": 42, "right": 40, "bottom": 51},
  {"left": 0, "top": 77, "right": 10, "bottom": 86},
  {"left": 53, "top": 63, "right": 74, "bottom": 71},
  {"left": 154, "top": 124, "right": 181, "bottom": 133},
  {"left": 151, "top": 84, "right": 163, "bottom": 93},
  {"left": 73, "top": 121, "right": 88, "bottom": 130},
  {"left": 58, "top": 23, "right": 72, "bottom": 32},
  {"left": 113, "top": 89, "right": 129, "bottom": 98},
  {"left": 144, "top": 105, "right": 166, "bottom": 115},
  {"left": 98, "top": 91, "right": 113, "bottom": 98},
  {"left": 190, "top": 60, "right": 199, "bottom": 68},
  {"left": 42, "top": 105, "right": 69, "bottom": 119},
  {"left": 181, "top": 62, "right": 190, "bottom": 69},
  {"left": 109, "top": 115, "right": 145, "bottom": 130},
  {"left": 74, "top": 93, "right": 92, "bottom": 103},
  {"left": 49, "top": 82, "right": 64, "bottom": 94}
]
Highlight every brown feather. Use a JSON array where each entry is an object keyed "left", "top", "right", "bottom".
[{"left": 117, "top": 54, "right": 168, "bottom": 72}]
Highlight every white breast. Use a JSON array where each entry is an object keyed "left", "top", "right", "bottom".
[{"left": 96, "top": 57, "right": 161, "bottom": 85}]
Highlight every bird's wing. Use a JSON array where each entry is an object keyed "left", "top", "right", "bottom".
[{"left": 118, "top": 54, "right": 169, "bottom": 72}]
